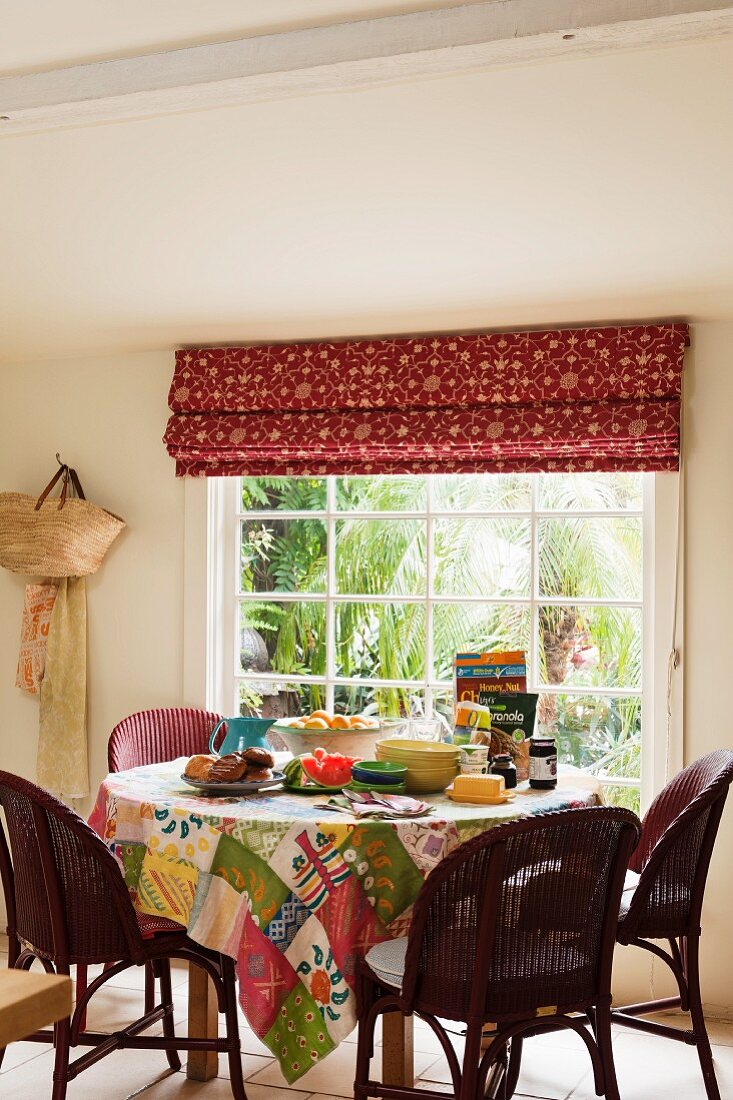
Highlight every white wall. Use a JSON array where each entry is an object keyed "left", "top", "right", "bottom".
[
  {"left": 0, "top": 351, "right": 185, "bottom": 795},
  {"left": 0, "top": 326, "right": 732, "bottom": 1012}
]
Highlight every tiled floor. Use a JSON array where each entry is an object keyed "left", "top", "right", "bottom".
[{"left": 1, "top": 936, "right": 731, "bottom": 1099}]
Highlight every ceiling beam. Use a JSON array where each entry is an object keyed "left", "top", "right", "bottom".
[{"left": 1, "top": 0, "right": 732, "bottom": 136}]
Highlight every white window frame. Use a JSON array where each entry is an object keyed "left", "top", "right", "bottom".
[{"left": 183, "top": 471, "right": 683, "bottom": 812}]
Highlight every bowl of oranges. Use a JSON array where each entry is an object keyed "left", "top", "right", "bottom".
[{"left": 271, "top": 711, "right": 406, "bottom": 759}]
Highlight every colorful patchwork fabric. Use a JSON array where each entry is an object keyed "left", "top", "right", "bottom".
[{"left": 89, "top": 761, "right": 600, "bottom": 1083}]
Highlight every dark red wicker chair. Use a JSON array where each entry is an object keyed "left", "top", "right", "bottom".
[
  {"left": 106, "top": 707, "right": 223, "bottom": 1015},
  {"left": 355, "top": 806, "right": 640, "bottom": 1100},
  {"left": 613, "top": 749, "right": 733, "bottom": 1100},
  {"left": 0, "top": 770, "right": 246, "bottom": 1100},
  {"left": 107, "top": 706, "right": 224, "bottom": 773}
]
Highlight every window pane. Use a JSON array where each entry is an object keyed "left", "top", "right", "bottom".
[
  {"left": 539, "top": 517, "right": 642, "bottom": 600},
  {"left": 431, "top": 473, "right": 531, "bottom": 511},
  {"left": 333, "top": 683, "right": 417, "bottom": 720},
  {"left": 432, "top": 603, "right": 531, "bottom": 682},
  {"left": 239, "top": 600, "right": 326, "bottom": 677},
  {"left": 601, "top": 785, "right": 641, "bottom": 815},
  {"left": 239, "top": 679, "right": 327, "bottom": 720},
  {"left": 433, "top": 518, "right": 530, "bottom": 597},
  {"left": 335, "top": 475, "right": 427, "bottom": 511},
  {"left": 432, "top": 686, "right": 456, "bottom": 728},
  {"left": 334, "top": 602, "right": 426, "bottom": 680},
  {"left": 240, "top": 477, "right": 327, "bottom": 511},
  {"left": 240, "top": 518, "right": 326, "bottom": 594},
  {"left": 539, "top": 472, "right": 643, "bottom": 510},
  {"left": 538, "top": 693, "right": 641, "bottom": 778},
  {"left": 538, "top": 604, "right": 641, "bottom": 689},
  {"left": 335, "top": 519, "right": 426, "bottom": 596}
]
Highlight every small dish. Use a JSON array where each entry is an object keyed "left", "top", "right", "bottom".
[
  {"left": 181, "top": 771, "right": 285, "bottom": 794},
  {"left": 351, "top": 761, "right": 407, "bottom": 785},
  {"left": 350, "top": 779, "right": 407, "bottom": 795},
  {"left": 447, "top": 790, "right": 516, "bottom": 806}
]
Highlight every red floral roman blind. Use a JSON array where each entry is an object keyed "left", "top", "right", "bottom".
[{"left": 164, "top": 324, "right": 688, "bottom": 477}]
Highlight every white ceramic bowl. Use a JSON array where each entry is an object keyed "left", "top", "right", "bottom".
[{"left": 270, "top": 719, "right": 407, "bottom": 760}]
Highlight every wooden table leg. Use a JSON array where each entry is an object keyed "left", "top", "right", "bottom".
[
  {"left": 382, "top": 1011, "right": 414, "bottom": 1086},
  {"left": 187, "top": 963, "right": 218, "bottom": 1081}
]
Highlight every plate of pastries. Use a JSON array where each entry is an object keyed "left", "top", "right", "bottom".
[{"left": 182, "top": 747, "right": 283, "bottom": 793}]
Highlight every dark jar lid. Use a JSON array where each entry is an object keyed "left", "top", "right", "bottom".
[{"left": 492, "top": 753, "right": 514, "bottom": 765}]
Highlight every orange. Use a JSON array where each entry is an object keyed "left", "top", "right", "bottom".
[
  {"left": 309, "top": 710, "right": 333, "bottom": 723},
  {"left": 349, "top": 720, "right": 368, "bottom": 729},
  {"left": 304, "top": 717, "right": 330, "bottom": 729},
  {"left": 329, "top": 715, "right": 351, "bottom": 729},
  {"left": 347, "top": 715, "right": 365, "bottom": 728},
  {"left": 290, "top": 720, "right": 306, "bottom": 728}
]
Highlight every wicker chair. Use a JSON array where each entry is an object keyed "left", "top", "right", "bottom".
[
  {"left": 107, "top": 706, "right": 224, "bottom": 773},
  {"left": 0, "top": 770, "right": 246, "bottom": 1100},
  {"left": 355, "top": 806, "right": 640, "bottom": 1100},
  {"left": 613, "top": 749, "right": 733, "bottom": 1100},
  {"left": 106, "top": 706, "right": 223, "bottom": 1014}
]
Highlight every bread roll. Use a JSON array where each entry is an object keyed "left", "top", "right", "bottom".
[
  {"left": 208, "top": 753, "right": 248, "bottom": 783},
  {"left": 246, "top": 767, "right": 273, "bottom": 782},
  {"left": 243, "top": 746, "right": 275, "bottom": 768},
  {"left": 184, "top": 754, "right": 217, "bottom": 780}
]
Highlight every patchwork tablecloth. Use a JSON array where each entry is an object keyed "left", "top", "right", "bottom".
[{"left": 89, "top": 761, "right": 601, "bottom": 1082}]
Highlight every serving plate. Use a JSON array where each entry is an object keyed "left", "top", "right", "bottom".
[
  {"left": 181, "top": 771, "right": 285, "bottom": 794},
  {"left": 447, "top": 790, "right": 516, "bottom": 806}
]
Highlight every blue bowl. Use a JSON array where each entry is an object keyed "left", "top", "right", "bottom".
[{"left": 351, "top": 761, "right": 406, "bottom": 785}]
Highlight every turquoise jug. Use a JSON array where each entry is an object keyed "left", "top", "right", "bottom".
[{"left": 209, "top": 717, "right": 275, "bottom": 756}]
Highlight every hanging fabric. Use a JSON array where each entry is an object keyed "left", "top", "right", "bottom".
[
  {"left": 16, "top": 583, "right": 58, "bottom": 695},
  {"left": 38, "top": 576, "right": 89, "bottom": 800},
  {"left": 164, "top": 324, "right": 688, "bottom": 477}
]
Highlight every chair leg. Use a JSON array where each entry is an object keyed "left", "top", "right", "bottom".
[
  {"left": 685, "top": 935, "right": 721, "bottom": 1100},
  {"left": 595, "top": 1002, "right": 620, "bottom": 1100},
  {"left": 221, "top": 956, "right": 247, "bottom": 1100},
  {"left": 75, "top": 963, "right": 88, "bottom": 1033},
  {"left": 51, "top": 1015, "right": 71, "bottom": 1100},
  {"left": 460, "top": 1020, "right": 484, "bottom": 1100},
  {"left": 354, "top": 972, "right": 380, "bottom": 1098},
  {"left": 505, "top": 1036, "right": 523, "bottom": 1100},
  {"left": 156, "top": 959, "right": 182, "bottom": 1073},
  {"left": 144, "top": 960, "right": 156, "bottom": 1014}
]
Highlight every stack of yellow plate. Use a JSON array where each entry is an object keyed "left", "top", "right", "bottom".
[{"left": 375, "top": 738, "right": 460, "bottom": 793}]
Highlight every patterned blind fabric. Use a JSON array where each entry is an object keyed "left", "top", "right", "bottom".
[{"left": 164, "top": 324, "right": 688, "bottom": 477}]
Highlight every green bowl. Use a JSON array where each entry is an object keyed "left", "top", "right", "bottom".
[
  {"left": 350, "top": 779, "right": 407, "bottom": 795},
  {"left": 352, "top": 760, "right": 408, "bottom": 784}
]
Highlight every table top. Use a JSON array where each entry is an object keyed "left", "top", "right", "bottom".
[
  {"left": 90, "top": 759, "right": 601, "bottom": 1083},
  {"left": 0, "top": 970, "right": 72, "bottom": 1048},
  {"left": 91, "top": 757, "right": 601, "bottom": 832}
]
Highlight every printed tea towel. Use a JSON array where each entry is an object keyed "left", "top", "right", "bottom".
[
  {"left": 16, "top": 583, "right": 58, "bottom": 695},
  {"left": 38, "top": 577, "right": 89, "bottom": 799}
]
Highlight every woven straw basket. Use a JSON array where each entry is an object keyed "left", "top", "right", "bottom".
[{"left": 0, "top": 460, "right": 125, "bottom": 577}]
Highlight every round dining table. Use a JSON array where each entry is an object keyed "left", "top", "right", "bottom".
[{"left": 89, "top": 760, "right": 602, "bottom": 1086}]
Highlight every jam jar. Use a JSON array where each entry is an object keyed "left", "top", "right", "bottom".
[
  {"left": 490, "top": 753, "right": 517, "bottom": 789},
  {"left": 529, "top": 736, "right": 558, "bottom": 789}
]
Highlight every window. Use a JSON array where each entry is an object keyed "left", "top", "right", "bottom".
[{"left": 202, "top": 471, "right": 680, "bottom": 814}]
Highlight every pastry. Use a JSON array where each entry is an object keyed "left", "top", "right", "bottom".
[
  {"left": 208, "top": 753, "right": 248, "bottom": 783},
  {"left": 184, "top": 754, "right": 217, "bottom": 780},
  {"left": 243, "top": 746, "right": 275, "bottom": 769},
  {"left": 246, "top": 767, "right": 273, "bottom": 782}
]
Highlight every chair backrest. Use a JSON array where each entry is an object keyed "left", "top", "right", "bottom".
[
  {"left": 399, "top": 806, "right": 639, "bottom": 1023},
  {"left": 621, "top": 749, "right": 733, "bottom": 941},
  {"left": 0, "top": 770, "right": 144, "bottom": 966},
  {"left": 107, "top": 707, "right": 223, "bottom": 772}
]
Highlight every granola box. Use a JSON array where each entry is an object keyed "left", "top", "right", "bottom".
[{"left": 454, "top": 650, "right": 527, "bottom": 707}]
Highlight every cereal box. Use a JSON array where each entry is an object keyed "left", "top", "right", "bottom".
[{"left": 454, "top": 650, "right": 527, "bottom": 707}]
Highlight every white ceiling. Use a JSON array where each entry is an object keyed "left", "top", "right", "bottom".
[
  {"left": 0, "top": 1, "right": 476, "bottom": 75},
  {"left": 1, "top": 28, "right": 732, "bottom": 363}
]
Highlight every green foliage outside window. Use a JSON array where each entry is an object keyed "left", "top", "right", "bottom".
[{"left": 238, "top": 473, "right": 643, "bottom": 811}]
